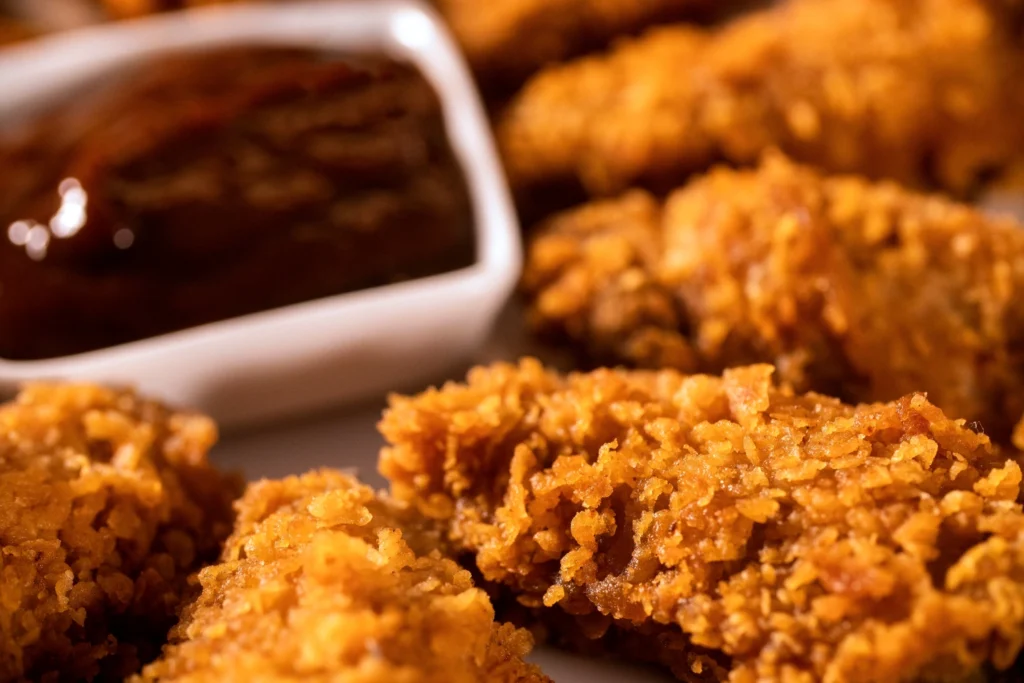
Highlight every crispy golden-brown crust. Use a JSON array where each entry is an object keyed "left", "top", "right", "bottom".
[
  {"left": 435, "top": 0, "right": 721, "bottom": 83},
  {"left": 498, "top": 0, "right": 1024, "bottom": 197},
  {"left": 135, "top": 470, "right": 550, "bottom": 683},
  {"left": 380, "top": 359, "right": 1024, "bottom": 683},
  {"left": 0, "top": 17, "right": 38, "bottom": 45},
  {"left": 522, "top": 155, "right": 1024, "bottom": 442},
  {"left": 0, "top": 384, "right": 240, "bottom": 681},
  {"left": 98, "top": 0, "right": 222, "bottom": 17},
  {"left": 95, "top": 0, "right": 724, "bottom": 82}
]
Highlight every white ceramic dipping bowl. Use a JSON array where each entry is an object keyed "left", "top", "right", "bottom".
[{"left": 0, "top": 0, "right": 521, "bottom": 428}]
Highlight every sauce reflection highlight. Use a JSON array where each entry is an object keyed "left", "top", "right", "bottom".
[
  {"left": 7, "top": 178, "right": 89, "bottom": 262},
  {"left": 0, "top": 48, "right": 475, "bottom": 360}
]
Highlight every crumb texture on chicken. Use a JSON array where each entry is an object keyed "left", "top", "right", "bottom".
[
  {"left": 498, "top": 0, "right": 1024, "bottom": 197},
  {"left": 435, "top": 0, "right": 721, "bottom": 82},
  {"left": 0, "top": 17, "right": 38, "bottom": 45},
  {"left": 0, "top": 384, "right": 239, "bottom": 681},
  {"left": 95, "top": 0, "right": 724, "bottom": 82},
  {"left": 380, "top": 359, "right": 1024, "bottom": 682},
  {"left": 135, "top": 469, "right": 550, "bottom": 683},
  {"left": 522, "top": 155, "right": 1024, "bottom": 441}
]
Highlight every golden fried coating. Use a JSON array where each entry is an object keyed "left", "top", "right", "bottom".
[
  {"left": 498, "top": 0, "right": 1024, "bottom": 198},
  {"left": 522, "top": 155, "right": 1024, "bottom": 442},
  {"left": 97, "top": 0, "right": 216, "bottom": 17},
  {"left": 94, "top": 0, "right": 724, "bottom": 82},
  {"left": 434, "top": 0, "right": 722, "bottom": 83},
  {"left": 0, "top": 17, "right": 38, "bottom": 45},
  {"left": 0, "top": 384, "right": 239, "bottom": 681},
  {"left": 380, "top": 359, "right": 1024, "bottom": 683},
  {"left": 135, "top": 469, "right": 550, "bottom": 683}
]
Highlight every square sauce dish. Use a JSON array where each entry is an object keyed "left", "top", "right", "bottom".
[{"left": 0, "top": 0, "right": 520, "bottom": 428}]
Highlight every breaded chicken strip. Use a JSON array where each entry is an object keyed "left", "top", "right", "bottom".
[
  {"left": 499, "top": 0, "right": 1024, "bottom": 198},
  {"left": 380, "top": 360, "right": 1024, "bottom": 683},
  {"left": 135, "top": 470, "right": 550, "bottom": 683},
  {"left": 522, "top": 155, "right": 1024, "bottom": 442},
  {"left": 0, "top": 384, "right": 240, "bottom": 681},
  {"left": 0, "top": 17, "right": 38, "bottom": 45},
  {"left": 95, "top": 0, "right": 726, "bottom": 81},
  {"left": 434, "top": 0, "right": 725, "bottom": 83}
]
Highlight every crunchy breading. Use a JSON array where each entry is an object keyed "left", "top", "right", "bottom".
[
  {"left": 0, "top": 384, "right": 240, "bottom": 681},
  {"left": 96, "top": 0, "right": 213, "bottom": 15},
  {"left": 94, "top": 0, "right": 725, "bottom": 81},
  {"left": 135, "top": 469, "right": 550, "bottom": 683},
  {"left": 434, "top": 0, "right": 724, "bottom": 83},
  {"left": 498, "top": 0, "right": 1024, "bottom": 198},
  {"left": 380, "top": 359, "right": 1024, "bottom": 683},
  {"left": 522, "top": 155, "right": 1024, "bottom": 442},
  {"left": 0, "top": 17, "right": 38, "bottom": 45}
]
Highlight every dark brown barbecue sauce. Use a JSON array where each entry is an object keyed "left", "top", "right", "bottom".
[{"left": 0, "top": 47, "right": 475, "bottom": 360}]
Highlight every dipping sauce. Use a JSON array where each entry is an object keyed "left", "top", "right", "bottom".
[{"left": 0, "top": 48, "right": 475, "bottom": 360}]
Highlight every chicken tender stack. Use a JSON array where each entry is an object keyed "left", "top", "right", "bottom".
[
  {"left": 0, "top": 17, "right": 38, "bottom": 45},
  {"left": 499, "top": 0, "right": 1024, "bottom": 198},
  {"left": 435, "top": 0, "right": 724, "bottom": 83},
  {"left": 0, "top": 384, "right": 240, "bottom": 681},
  {"left": 96, "top": 0, "right": 728, "bottom": 82},
  {"left": 380, "top": 360, "right": 1024, "bottom": 683},
  {"left": 135, "top": 470, "right": 550, "bottom": 683},
  {"left": 523, "top": 155, "right": 1024, "bottom": 442}
]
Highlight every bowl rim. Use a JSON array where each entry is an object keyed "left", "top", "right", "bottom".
[{"left": 0, "top": 0, "right": 521, "bottom": 372}]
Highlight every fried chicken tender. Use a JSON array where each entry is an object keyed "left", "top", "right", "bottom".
[
  {"left": 433, "top": 0, "right": 722, "bottom": 83},
  {"left": 135, "top": 469, "right": 550, "bottom": 683},
  {"left": 380, "top": 359, "right": 1024, "bottom": 683},
  {"left": 0, "top": 384, "right": 240, "bottom": 681},
  {"left": 96, "top": 0, "right": 208, "bottom": 16},
  {"left": 522, "top": 155, "right": 1024, "bottom": 442},
  {"left": 95, "top": 0, "right": 723, "bottom": 81},
  {"left": 498, "top": 0, "right": 1024, "bottom": 198},
  {"left": 0, "top": 17, "right": 38, "bottom": 45}
]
